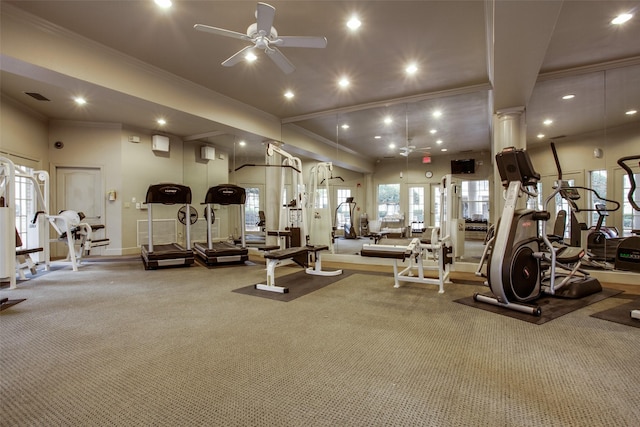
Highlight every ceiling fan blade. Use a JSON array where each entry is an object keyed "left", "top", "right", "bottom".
[
  {"left": 274, "top": 36, "right": 328, "bottom": 49},
  {"left": 194, "top": 24, "right": 249, "bottom": 41},
  {"left": 221, "top": 46, "right": 256, "bottom": 67},
  {"left": 256, "top": 2, "right": 276, "bottom": 35},
  {"left": 266, "top": 47, "right": 295, "bottom": 74}
]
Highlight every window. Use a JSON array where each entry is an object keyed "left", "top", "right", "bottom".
[
  {"left": 244, "top": 187, "right": 260, "bottom": 232},
  {"left": 377, "top": 184, "right": 400, "bottom": 219},
  {"left": 408, "top": 186, "right": 424, "bottom": 228},
  {"left": 14, "top": 165, "right": 35, "bottom": 249},
  {"left": 314, "top": 188, "right": 328, "bottom": 209},
  {"left": 590, "top": 170, "right": 607, "bottom": 227},
  {"left": 622, "top": 173, "right": 640, "bottom": 236},
  {"left": 335, "top": 188, "right": 351, "bottom": 229},
  {"left": 461, "top": 180, "right": 489, "bottom": 221}
]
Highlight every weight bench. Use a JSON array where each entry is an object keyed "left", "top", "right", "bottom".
[
  {"left": 360, "top": 237, "right": 452, "bottom": 293},
  {"left": 255, "top": 245, "right": 342, "bottom": 293}
]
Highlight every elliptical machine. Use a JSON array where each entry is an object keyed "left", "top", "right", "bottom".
[
  {"left": 474, "top": 146, "right": 601, "bottom": 316},
  {"left": 615, "top": 155, "right": 640, "bottom": 274},
  {"left": 617, "top": 155, "right": 640, "bottom": 320},
  {"left": 335, "top": 197, "right": 357, "bottom": 239}
]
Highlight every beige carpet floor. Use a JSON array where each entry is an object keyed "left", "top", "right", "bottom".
[{"left": 1, "top": 257, "right": 639, "bottom": 426}]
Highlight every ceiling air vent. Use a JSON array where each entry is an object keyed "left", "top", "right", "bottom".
[{"left": 24, "top": 92, "right": 50, "bottom": 101}]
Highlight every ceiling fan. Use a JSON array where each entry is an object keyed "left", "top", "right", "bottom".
[
  {"left": 399, "top": 140, "right": 431, "bottom": 157},
  {"left": 194, "top": 2, "right": 327, "bottom": 74}
]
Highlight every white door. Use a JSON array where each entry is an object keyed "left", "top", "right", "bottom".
[{"left": 54, "top": 167, "right": 104, "bottom": 256}]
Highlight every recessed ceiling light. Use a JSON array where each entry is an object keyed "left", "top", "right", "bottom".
[
  {"left": 347, "top": 15, "right": 361, "bottom": 31},
  {"left": 239, "top": 140, "right": 246, "bottom": 146},
  {"left": 338, "top": 77, "right": 350, "bottom": 88},
  {"left": 389, "top": 143, "right": 396, "bottom": 149},
  {"left": 543, "top": 118, "right": 553, "bottom": 126},
  {"left": 625, "top": 109, "right": 637, "bottom": 115},
  {"left": 436, "top": 139, "right": 443, "bottom": 145},
  {"left": 405, "top": 63, "right": 418, "bottom": 75},
  {"left": 611, "top": 13, "right": 633, "bottom": 25},
  {"left": 284, "top": 90, "right": 294, "bottom": 99},
  {"left": 562, "top": 94, "right": 575, "bottom": 100},
  {"left": 341, "top": 124, "right": 350, "bottom": 130},
  {"left": 441, "top": 148, "right": 447, "bottom": 152},
  {"left": 245, "top": 51, "right": 257, "bottom": 62},
  {"left": 537, "top": 133, "right": 545, "bottom": 139},
  {"left": 73, "top": 96, "right": 86, "bottom": 105},
  {"left": 432, "top": 110, "right": 442, "bottom": 118},
  {"left": 157, "top": 118, "right": 166, "bottom": 126},
  {"left": 429, "top": 129, "right": 437, "bottom": 134},
  {"left": 383, "top": 116, "right": 392, "bottom": 125},
  {"left": 154, "top": 0, "right": 172, "bottom": 9},
  {"left": 374, "top": 135, "right": 381, "bottom": 139}
]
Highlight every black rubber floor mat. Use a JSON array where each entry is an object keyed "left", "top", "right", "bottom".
[
  {"left": 590, "top": 297, "right": 640, "bottom": 328},
  {"left": 454, "top": 288, "right": 622, "bottom": 324},
  {"left": 233, "top": 269, "right": 353, "bottom": 302}
]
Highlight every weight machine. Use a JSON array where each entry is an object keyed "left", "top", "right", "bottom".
[
  {"left": 266, "top": 143, "right": 308, "bottom": 248},
  {"left": 474, "top": 146, "right": 601, "bottom": 316},
  {"left": 2, "top": 156, "right": 111, "bottom": 286},
  {"left": 307, "top": 162, "right": 336, "bottom": 251}
]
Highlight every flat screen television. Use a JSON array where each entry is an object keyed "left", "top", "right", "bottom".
[{"left": 451, "top": 159, "right": 475, "bottom": 174}]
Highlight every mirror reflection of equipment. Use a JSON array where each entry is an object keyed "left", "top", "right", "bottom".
[{"left": 616, "top": 155, "right": 640, "bottom": 321}]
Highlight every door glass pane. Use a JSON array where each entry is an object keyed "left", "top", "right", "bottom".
[
  {"left": 408, "top": 186, "right": 424, "bottom": 230},
  {"left": 245, "top": 187, "right": 260, "bottom": 232},
  {"left": 378, "top": 184, "right": 400, "bottom": 219}
]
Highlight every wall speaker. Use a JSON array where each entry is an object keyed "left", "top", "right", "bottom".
[
  {"left": 152, "top": 135, "right": 170, "bottom": 152},
  {"left": 201, "top": 146, "right": 216, "bottom": 160}
]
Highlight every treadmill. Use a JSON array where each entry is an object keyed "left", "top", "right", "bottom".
[
  {"left": 194, "top": 184, "right": 249, "bottom": 265},
  {"left": 141, "top": 183, "right": 195, "bottom": 269}
]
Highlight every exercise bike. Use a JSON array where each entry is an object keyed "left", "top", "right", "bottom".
[{"left": 474, "top": 146, "right": 601, "bottom": 316}]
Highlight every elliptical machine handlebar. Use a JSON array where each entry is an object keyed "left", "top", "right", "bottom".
[
  {"left": 617, "top": 155, "right": 640, "bottom": 212},
  {"left": 550, "top": 142, "right": 620, "bottom": 213}
]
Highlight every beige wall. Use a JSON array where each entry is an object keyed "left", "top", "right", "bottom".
[
  {"left": 47, "top": 120, "right": 123, "bottom": 254},
  {"left": 0, "top": 94, "right": 49, "bottom": 167}
]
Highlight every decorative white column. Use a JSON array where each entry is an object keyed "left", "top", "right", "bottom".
[{"left": 492, "top": 107, "right": 526, "bottom": 218}]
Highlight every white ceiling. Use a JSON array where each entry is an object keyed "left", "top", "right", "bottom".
[{"left": 1, "top": 1, "right": 639, "bottom": 164}]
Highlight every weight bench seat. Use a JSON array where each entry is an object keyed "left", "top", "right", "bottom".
[
  {"left": 194, "top": 241, "right": 249, "bottom": 265},
  {"left": 361, "top": 245, "right": 412, "bottom": 260}
]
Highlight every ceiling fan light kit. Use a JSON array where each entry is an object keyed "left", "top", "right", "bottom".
[{"left": 194, "top": 2, "right": 327, "bottom": 74}]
